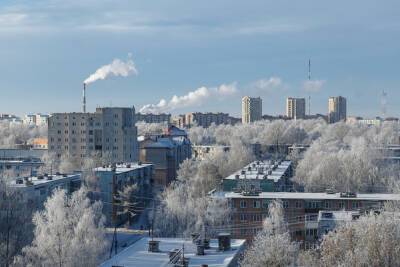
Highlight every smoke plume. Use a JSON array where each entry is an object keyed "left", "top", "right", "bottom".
[
  {"left": 139, "top": 82, "right": 237, "bottom": 114},
  {"left": 84, "top": 56, "right": 138, "bottom": 84}
]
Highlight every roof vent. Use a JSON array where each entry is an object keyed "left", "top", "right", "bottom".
[
  {"left": 16, "top": 179, "right": 23, "bottom": 184},
  {"left": 235, "top": 174, "right": 240, "bottom": 179},
  {"left": 148, "top": 240, "right": 160, "bottom": 252},
  {"left": 218, "top": 233, "right": 231, "bottom": 251}
]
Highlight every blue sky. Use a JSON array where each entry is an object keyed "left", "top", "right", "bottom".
[{"left": 1, "top": 0, "right": 400, "bottom": 117}]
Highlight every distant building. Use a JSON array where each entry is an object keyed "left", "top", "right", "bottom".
[
  {"left": 136, "top": 113, "right": 171, "bottom": 124},
  {"left": 347, "top": 116, "right": 383, "bottom": 127},
  {"left": 100, "top": 236, "right": 246, "bottom": 267},
  {"left": 286, "top": 98, "right": 306, "bottom": 120},
  {"left": 192, "top": 145, "right": 230, "bottom": 160},
  {"left": 242, "top": 96, "right": 262, "bottom": 124},
  {"left": 48, "top": 107, "right": 138, "bottom": 166},
  {"left": 139, "top": 125, "right": 191, "bottom": 187},
  {"left": 23, "top": 113, "right": 49, "bottom": 126},
  {"left": 10, "top": 173, "right": 81, "bottom": 209},
  {"left": 0, "top": 114, "right": 22, "bottom": 124},
  {"left": 30, "top": 138, "right": 48, "bottom": 149},
  {"left": 94, "top": 162, "right": 154, "bottom": 226},
  {"left": 0, "top": 148, "right": 46, "bottom": 161},
  {"left": 0, "top": 159, "right": 44, "bottom": 178},
  {"left": 185, "top": 112, "right": 230, "bottom": 128},
  {"left": 328, "top": 96, "right": 347, "bottom": 123}
]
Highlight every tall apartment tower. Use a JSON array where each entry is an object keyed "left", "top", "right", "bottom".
[
  {"left": 242, "top": 96, "right": 262, "bottom": 124},
  {"left": 328, "top": 96, "right": 347, "bottom": 123},
  {"left": 48, "top": 107, "right": 138, "bottom": 165},
  {"left": 286, "top": 97, "right": 306, "bottom": 120}
]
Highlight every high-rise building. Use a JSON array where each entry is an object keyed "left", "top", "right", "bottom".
[
  {"left": 328, "top": 96, "right": 347, "bottom": 123},
  {"left": 286, "top": 97, "right": 306, "bottom": 120},
  {"left": 242, "top": 96, "right": 262, "bottom": 124},
  {"left": 48, "top": 107, "right": 138, "bottom": 165}
]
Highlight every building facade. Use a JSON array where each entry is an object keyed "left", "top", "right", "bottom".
[
  {"left": 94, "top": 163, "right": 154, "bottom": 226},
  {"left": 328, "top": 96, "right": 347, "bottom": 123},
  {"left": 242, "top": 96, "right": 262, "bottom": 124},
  {"left": 23, "top": 114, "right": 50, "bottom": 126},
  {"left": 212, "top": 191, "right": 399, "bottom": 247},
  {"left": 136, "top": 113, "right": 171, "bottom": 124},
  {"left": 48, "top": 107, "right": 138, "bottom": 166},
  {"left": 286, "top": 97, "right": 306, "bottom": 120},
  {"left": 185, "top": 112, "right": 230, "bottom": 128}
]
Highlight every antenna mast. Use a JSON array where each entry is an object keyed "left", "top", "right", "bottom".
[
  {"left": 308, "top": 59, "right": 311, "bottom": 116},
  {"left": 381, "top": 90, "right": 387, "bottom": 119}
]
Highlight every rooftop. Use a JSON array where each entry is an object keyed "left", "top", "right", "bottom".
[
  {"left": 10, "top": 173, "right": 81, "bottom": 188},
  {"left": 224, "top": 160, "right": 291, "bottom": 182},
  {"left": 94, "top": 162, "right": 153, "bottom": 174},
  {"left": 100, "top": 237, "right": 245, "bottom": 267},
  {"left": 212, "top": 191, "right": 400, "bottom": 201}
]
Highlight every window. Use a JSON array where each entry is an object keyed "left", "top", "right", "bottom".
[
  {"left": 339, "top": 202, "right": 345, "bottom": 209},
  {"left": 325, "top": 201, "right": 331, "bottom": 209},
  {"left": 240, "top": 214, "right": 247, "bottom": 221},
  {"left": 283, "top": 200, "right": 289, "bottom": 209},
  {"left": 352, "top": 202, "right": 360, "bottom": 209},
  {"left": 262, "top": 200, "right": 269, "bottom": 209},
  {"left": 253, "top": 200, "right": 261, "bottom": 208},
  {"left": 295, "top": 201, "right": 302, "bottom": 209},
  {"left": 240, "top": 200, "right": 247, "bottom": 208}
]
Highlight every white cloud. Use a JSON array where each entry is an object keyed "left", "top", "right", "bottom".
[
  {"left": 252, "top": 76, "right": 285, "bottom": 93},
  {"left": 139, "top": 82, "right": 237, "bottom": 114},
  {"left": 303, "top": 80, "right": 325, "bottom": 92}
]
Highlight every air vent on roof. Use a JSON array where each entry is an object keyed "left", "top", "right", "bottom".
[
  {"left": 37, "top": 175, "right": 44, "bottom": 180},
  {"left": 340, "top": 192, "right": 357, "bottom": 198},
  {"left": 16, "top": 179, "right": 23, "bottom": 184},
  {"left": 47, "top": 176, "right": 53, "bottom": 180},
  {"left": 241, "top": 170, "right": 245, "bottom": 175},
  {"left": 235, "top": 174, "right": 240, "bottom": 179}
]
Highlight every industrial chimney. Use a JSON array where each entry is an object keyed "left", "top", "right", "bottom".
[{"left": 82, "top": 83, "right": 86, "bottom": 113}]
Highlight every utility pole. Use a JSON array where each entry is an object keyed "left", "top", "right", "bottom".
[{"left": 109, "top": 163, "right": 118, "bottom": 258}]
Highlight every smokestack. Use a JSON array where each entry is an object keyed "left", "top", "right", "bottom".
[{"left": 83, "top": 83, "right": 86, "bottom": 113}]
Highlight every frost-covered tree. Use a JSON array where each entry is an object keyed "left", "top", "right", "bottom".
[
  {"left": 240, "top": 200, "right": 299, "bottom": 267},
  {"left": 295, "top": 122, "right": 399, "bottom": 193},
  {"left": 0, "top": 121, "right": 47, "bottom": 148},
  {"left": 16, "top": 188, "right": 107, "bottom": 267},
  {"left": 318, "top": 211, "right": 400, "bottom": 266},
  {"left": 136, "top": 121, "right": 167, "bottom": 136}
]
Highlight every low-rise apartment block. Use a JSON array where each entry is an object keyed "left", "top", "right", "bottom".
[
  {"left": 93, "top": 162, "right": 154, "bottom": 226},
  {"left": 10, "top": 173, "right": 81, "bottom": 209},
  {"left": 211, "top": 191, "right": 400, "bottom": 247},
  {"left": 221, "top": 160, "right": 293, "bottom": 192}
]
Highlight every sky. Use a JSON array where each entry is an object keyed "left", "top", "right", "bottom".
[{"left": 1, "top": 0, "right": 400, "bottom": 117}]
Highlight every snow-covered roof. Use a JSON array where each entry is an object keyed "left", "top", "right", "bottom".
[
  {"left": 94, "top": 162, "right": 153, "bottom": 174},
  {"left": 100, "top": 237, "right": 245, "bottom": 267},
  {"left": 212, "top": 191, "right": 400, "bottom": 201},
  {"left": 224, "top": 160, "right": 291, "bottom": 183},
  {"left": 10, "top": 173, "right": 81, "bottom": 188}
]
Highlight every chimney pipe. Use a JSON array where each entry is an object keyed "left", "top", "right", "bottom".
[{"left": 83, "top": 83, "right": 86, "bottom": 113}]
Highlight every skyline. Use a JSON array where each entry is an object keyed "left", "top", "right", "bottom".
[{"left": 1, "top": 0, "right": 400, "bottom": 117}]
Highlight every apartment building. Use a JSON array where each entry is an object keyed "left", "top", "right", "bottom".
[
  {"left": 185, "top": 112, "right": 230, "bottom": 128},
  {"left": 328, "top": 96, "right": 347, "bottom": 123},
  {"left": 93, "top": 162, "right": 154, "bottom": 226},
  {"left": 139, "top": 125, "right": 191, "bottom": 187},
  {"left": 23, "top": 113, "right": 50, "bottom": 126},
  {"left": 48, "top": 107, "right": 138, "bottom": 166},
  {"left": 10, "top": 173, "right": 81, "bottom": 209},
  {"left": 242, "top": 96, "right": 262, "bottom": 124},
  {"left": 286, "top": 97, "right": 306, "bottom": 120},
  {"left": 0, "top": 159, "right": 44, "bottom": 178},
  {"left": 211, "top": 191, "right": 400, "bottom": 247},
  {"left": 221, "top": 160, "right": 293, "bottom": 192}
]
